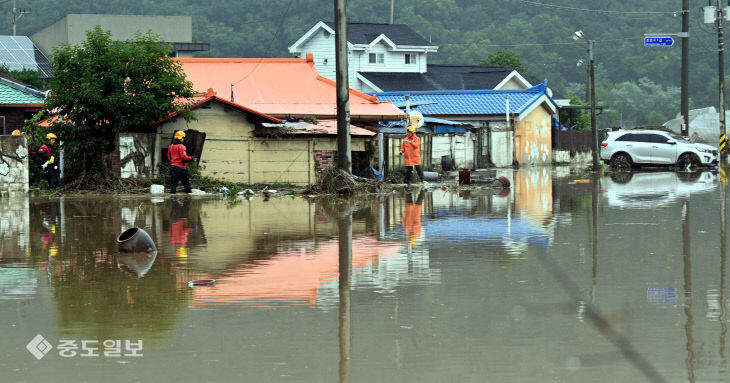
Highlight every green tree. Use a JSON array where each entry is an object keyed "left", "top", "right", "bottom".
[
  {"left": 44, "top": 26, "right": 195, "bottom": 187},
  {"left": 479, "top": 49, "right": 527, "bottom": 73}
]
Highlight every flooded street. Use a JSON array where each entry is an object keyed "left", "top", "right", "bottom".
[{"left": 2, "top": 168, "right": 729, "bottom": 382}]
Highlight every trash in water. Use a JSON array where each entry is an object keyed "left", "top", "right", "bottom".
[
  {"left": 117, "top": 227, "right": 157, "bottom": 253},
  {"left": 188, "top": 279, "right": 216, "bottom": 287}
]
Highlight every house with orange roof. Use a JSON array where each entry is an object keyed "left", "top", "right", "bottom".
[
  {"left": 152, "top": 90, "right": 378, "bottom": 185},
  {"left": 149, "top": 53, "right": 404, "bottom": 184}
]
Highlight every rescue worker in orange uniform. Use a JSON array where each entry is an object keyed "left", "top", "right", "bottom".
[
  {"left": 399, "top": 126, "right": 425, "bottom": 185},
  {"left": 168, "top": 131, "right": 192, "bottom": 194}
]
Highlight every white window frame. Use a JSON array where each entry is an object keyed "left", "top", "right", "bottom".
[
  {"left": 405, "top": 53, "right": 417, "bottom": 65},
  {"left": 369, "top": 53, "right": 384, "bottom": 64}
]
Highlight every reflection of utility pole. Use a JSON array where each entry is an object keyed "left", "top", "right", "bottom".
[
  {"left": 334, "top": 0, "right": 352, "bottom": 174},
  {"left": 338, "top": 211, "right": 352, "bottom": 383},
  {"left": 720, "top": 180, "right": 727, "bottom": 362},
  {"left": 11, "top": 0, "right": 32, "bottom": 36},
  {"left": 591, "top": 174, "right": 598, "bottom": 303},
  {"left": 682, "top": 200, "right": 695, "bottom": 383}
]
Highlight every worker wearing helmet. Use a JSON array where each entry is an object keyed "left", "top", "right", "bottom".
[
  {"left": 38, "top": 133, "right": 60, "bottom": 189},
  {"left": 167, "top": 130, "right": 192, "bottom": 194},
  {"left": 399, "top": 126, "right": 426, "bottom": 185},
  {"left": 11, "top": 129, "right": 24, "bottom": 135}
]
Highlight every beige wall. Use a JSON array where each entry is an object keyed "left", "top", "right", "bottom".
[
  {"left": 31, "top": 14, "right": 193, "bottom": 59},
  {"left": 513, "top": 106, "right": 552, "bottom": 166},
  {"left": 159, "top": 101, "right": 370, "bottom": 185},
  {"left": 0, "top": 135, "right": 29, "bottom": 193}
]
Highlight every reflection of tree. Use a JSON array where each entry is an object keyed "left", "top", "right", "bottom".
[{"left": 30, "top": 198, "right": 192, "bottom": 341}]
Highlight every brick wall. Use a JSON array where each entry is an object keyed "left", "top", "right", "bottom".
[{"left": 314, "top": 149, "right": 334, "bottom": 171}]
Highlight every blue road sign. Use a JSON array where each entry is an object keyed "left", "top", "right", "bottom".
[{"left": 644, "top": 37, "right": 674, "bottom": 47}]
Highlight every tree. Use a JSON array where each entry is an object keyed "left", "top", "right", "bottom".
[
  {"left": 479, "top": 49, "right": 527, "bottom": 73},
  {"left": 45, "top": 26, "right": 195, "bottom": 187}
]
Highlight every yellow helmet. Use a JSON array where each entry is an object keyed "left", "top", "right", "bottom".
[
  {"left": 11, "top": 129, "right": 23, "bottom": 135},
  {"left": 46, "top": 133, "right": 57, "bottom": 140},
  {"left": 407, "top": 126, "right": 416, "bottom": 133},
  {"left": 174, "top": 131, "right": 186, "bottom": 140}
]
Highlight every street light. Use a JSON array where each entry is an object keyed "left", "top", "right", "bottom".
[{"left": 573, "top": 30, "right": 599, "bottom": 170}]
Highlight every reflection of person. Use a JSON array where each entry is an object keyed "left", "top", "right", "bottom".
[
  {"left": 168, "top": 131, "right": 192, "bottom": 194},
  {"left": 399, "top": 127, "right": 425, "bottom": 185},
  {"left": 169, "top": 198, "right": 193, "bottom": 259},
  {"left": 402, "top": 190, "right": 425, "bottom": 244},
  {"left": 37, "top": 133, "right": 60, "bottom": 189}
]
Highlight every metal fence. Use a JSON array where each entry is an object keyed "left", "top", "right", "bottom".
[{"left": 552, "top": 129, "right": 593, "bottom": 151}]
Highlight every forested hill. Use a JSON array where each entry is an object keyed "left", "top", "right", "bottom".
[{"left": 3, "top": 0, "right": 724, "bottom": 126}]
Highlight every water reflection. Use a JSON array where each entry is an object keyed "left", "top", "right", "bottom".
[
  {"left": 5, "top": 168, "right": 730, "bottom": 382},
  {"left": 602, "top": 170, "right": 718, "bottom": 209}
]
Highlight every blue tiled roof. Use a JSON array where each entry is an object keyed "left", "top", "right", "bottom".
[{"left": 373, "top": 82, "right": 557, "bottom": 116}]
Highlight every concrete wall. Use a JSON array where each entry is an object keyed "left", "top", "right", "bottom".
[
  {"left": 514, "top": 107, "right": 552, "bottom": 166},
  {"left": 120, "top": 133, "right": 156, "bottom": 179},
  {"left": 0, "top": 135, "right": 29, "bottom": 193},
  {"left": 158, "top": 101, "right": 369, "bottom": 185},
  {"left": 490, "top": 130, "right": 514, "bottom": 168},
  {"left": 431, "top": 133, "right": 475, "bottom": 170},
  {"left": 552, "top": 149, "right": 592, "bottom": 165},
  {"left": 31, "top": 14, "right": 193, "bottom": 59}
]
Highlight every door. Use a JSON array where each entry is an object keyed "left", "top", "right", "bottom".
[{"left": 648, "top": 133, "right": 677, "bottom": 164}]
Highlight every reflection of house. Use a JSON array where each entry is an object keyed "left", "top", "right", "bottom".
[
  {"left": 191, "top": 237, "right": 412, "bottom": 308},
  {"left": 375, "top": 82, "right": 558, "bottom": 168},
  {"left": 30, "top": 14, "right": 209, "bottom": 60}
]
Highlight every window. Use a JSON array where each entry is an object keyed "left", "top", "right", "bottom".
[
  {"left": 616, "top": 133, "right": 635, "bottom": 142},
  {"left": 405, "top": 53, "right": 416, "bottom": 65},
  {"left": 369, "top": 53, "right": 384, "bottom": 64},
  {"left": 649, "top": 134, "right": 669, "bottom": 144}
]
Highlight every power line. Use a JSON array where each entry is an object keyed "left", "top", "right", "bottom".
[
  {"left": 230, "top": 0, "right": 294, "bottom": 88},
  {"left": 515, "top": 0, "right": 682, "bottom": 15},
  {"left": 437, "top": 35, "right": 642, "bottom": 48}
]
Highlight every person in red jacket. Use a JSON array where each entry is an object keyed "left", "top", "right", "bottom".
[
  {"left": 399, "top": 126, "right": 425, "bottom": 185},
  {"left": 167, "top": 131, "right": 192, "bottom": 194},
  {"left": 37, "top": 133, "right": 60, "bottom": 189}
]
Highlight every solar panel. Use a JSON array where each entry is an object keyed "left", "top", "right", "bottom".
[{"left": 0, "top": 36, "right": 53, "bottom": 78}]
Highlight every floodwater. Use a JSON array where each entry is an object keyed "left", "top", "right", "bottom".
[{"left": 1, "top": 168, "right": 728, "bottom": 382}]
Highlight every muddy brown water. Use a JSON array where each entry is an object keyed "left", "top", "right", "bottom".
[{"left": 0, "top": 169, "right": 727, "bottom": 382}]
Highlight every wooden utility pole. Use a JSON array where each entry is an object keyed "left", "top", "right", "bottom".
[
  {"left": 335, "top": 0, "right": 352, "bottom": 173},
  {"left": 681, "top": 0, "right": 689, "bottom": 137},
  {"left": 719, "top": 0, "right": 727, "bottom": 165}
]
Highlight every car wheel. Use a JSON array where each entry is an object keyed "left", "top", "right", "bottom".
[
  {"left": 677, "top": 153, "right": 701, "bottom": 171},
  {"left": 610, "top": 153, "right": 633, "bottom": 170}
]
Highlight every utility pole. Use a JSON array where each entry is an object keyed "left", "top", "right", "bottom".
[
  {"left": 589, "top": 40, "right": 599, "bottom": 171},
  {"left": 335, "top": 0, "right": 352, "bottom": 173},
  {"left": 681, "top": 0, "right": 690, "bottom": 137},
  {"left": 11, "top": 0, "right": 31, "bottom": 36},
  {"left": 719, "top": 0, "right": 727, "bottom": 165}
]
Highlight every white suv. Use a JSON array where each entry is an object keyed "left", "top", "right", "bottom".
[{"left": 600, "top": 130, "right": 718, "bottom": 169}]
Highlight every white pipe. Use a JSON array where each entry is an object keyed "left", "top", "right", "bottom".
[{"left": 505, "top": 95, "right": 510, "bottom": 122}]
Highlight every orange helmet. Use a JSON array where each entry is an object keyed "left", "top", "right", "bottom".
[
  {"left": 46, "top": 133, "right": 57, "bottom": 140},
  {"left": 11, "top": 129, "right": 22, "bottom": 135},
  {"left": 174, "top": 131, "right": 185, "bottom": 140}
]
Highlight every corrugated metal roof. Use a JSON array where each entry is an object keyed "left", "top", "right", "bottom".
[
  {"left": 0, "top": 82, "right": 44, "bottom": 104},
  {"left": 176, "top": 57, "right": 403, "bottom": 121},
  {"left": 372, "top": 83, "right": 556, "bottom": 116}
]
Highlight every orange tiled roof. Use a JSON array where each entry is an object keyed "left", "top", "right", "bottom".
[{"left": 175, "top": 54, "right": 404, "bottom": 121}]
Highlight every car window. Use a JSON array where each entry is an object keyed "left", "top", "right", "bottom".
[
  {"left": 632, "top": 134, "right": 653, "bottom": 143},
  {"left": 668, "top": 133, "right": 689, "bottom": 143},
  {"left": 650, "top": 134, "right": 669, "bottom": 143},
  {"left": 615, "top": 133, "right": 635, "bottom": 142}
]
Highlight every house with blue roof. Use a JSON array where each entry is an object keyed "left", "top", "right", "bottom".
[{"left": 373, "top": 81, "right": 559, "bottom": 168}]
